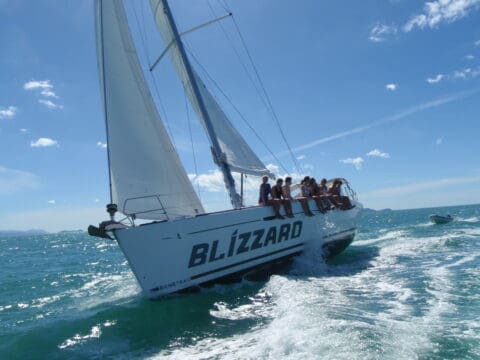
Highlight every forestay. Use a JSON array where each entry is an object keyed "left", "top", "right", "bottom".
[
  {"left": 150, "top": 0, "right": 272, "bottom": 177},
  {"left": 95, "top": 0, "right": 204, "bottom": 220}
]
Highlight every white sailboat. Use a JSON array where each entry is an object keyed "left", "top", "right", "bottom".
[{"left": 89, "top": 0, "right": 363, "bottom": 299}]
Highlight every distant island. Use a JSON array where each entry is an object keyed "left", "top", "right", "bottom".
[
  {"left": 0, "top": 229, "right": 86, "bottom": 237},
  {"left": 0, "top": 229, "right": 49, "bottom": 237}
]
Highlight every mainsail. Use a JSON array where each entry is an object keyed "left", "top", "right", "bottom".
[
  {"left": 150, "top": 0, "right": 272, "bottom": 178},
  {"left": 95, "top": 0, "right": 204, "bottom": 220}
]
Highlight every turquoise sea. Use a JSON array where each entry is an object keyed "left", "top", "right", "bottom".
[{"left": 1, "top": 204, "right": 479, "bottom": 359}]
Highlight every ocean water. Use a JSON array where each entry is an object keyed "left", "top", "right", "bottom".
[{"left": 1, "top": 204, "right": 479, "bottom": 360}]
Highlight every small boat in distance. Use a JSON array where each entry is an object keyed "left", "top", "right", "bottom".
[{"left": 430, "top": 214, "right": 454, "bottom": 224}]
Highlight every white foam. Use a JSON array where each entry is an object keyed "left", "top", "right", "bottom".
[
  {"left": 459, "top": 227, "right": 480, "bottom": 237},
  {"left": 70, "top": 271, "right": 140, "bottom": 310},
  {"left": 58, "top": 324, "right": 102, "bottom": 349},
  {"left": 458, "top": 216, "right": 480, "bottom": 223},
  {"left": 354, "top": 229, "right": 409, "bottom": 248},
  {"left": 416, "top": 221, "right": 435, "bottom": 228},
  {"left": 210, "top": 291, "right": 273, "bottom": 321},
  {"left": 291, "top": 237, "right": 329, "bottom": 275},
  {"left": 31, "top": 295, "right": 62, "bottom": 308},
  {"left": 446, "top": 254, "right": 479, "bottom": 268}
]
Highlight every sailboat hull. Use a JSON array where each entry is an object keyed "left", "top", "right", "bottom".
[{"left": 113, "top": 200, "right": 362, "bottom": 298}]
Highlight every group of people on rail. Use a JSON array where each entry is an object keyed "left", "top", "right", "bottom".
[{"left": 259, "top": 176, "right": 354, "bottom": 219}]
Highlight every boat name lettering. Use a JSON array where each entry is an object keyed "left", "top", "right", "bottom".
[{"left": 188, "top": 221, "right": 303, "bottom": 268}]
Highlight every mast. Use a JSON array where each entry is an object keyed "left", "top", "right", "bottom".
[
  {"left": 160, "top": 0, "right": 242, "bottom": 209},
  {"left": 98, "top": 0, "right": 113, "bottom": 203}
]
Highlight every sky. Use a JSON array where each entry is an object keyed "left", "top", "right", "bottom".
[{"left": 1, "top": 0, "right": 479, "bottom": 232}]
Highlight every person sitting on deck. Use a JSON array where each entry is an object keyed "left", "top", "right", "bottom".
[
  {"left": 301, "top": 176, "right": 312, "bottom": 198},
  {"left": 319, "top": 178, "right": 328, "bottom": 194},
  {"left": 317, "top": 178, "right": 333, "bottom": 210},
  {"left": 285, "top": 177, "right": 314, "bottom": 217},
  {"left": 258, "top": 176, "right": 283, "bottom": 219},
  {"left": 310, "top": 178, "right": 329, "bottom": 213},
  {"left": 271, "top": 178, "right": 294, "bottom": 218},
  {"left": 327, "top": 179, "right": 354, "bottom": 210},
  {"left": 258, "top": 176, "right": 271, "bottom": 206}
]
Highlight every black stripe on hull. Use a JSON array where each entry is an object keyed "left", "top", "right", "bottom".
[{"left": 191, "top": 243, "right": 304, "bottom": 280}]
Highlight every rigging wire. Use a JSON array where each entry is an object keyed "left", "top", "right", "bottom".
[
  {"left": 131, "top": 1, "right": 178, "bottom": 150},
  {"left": 206, "top": 1, "right": 268, "bottom": 113},
  {"left": 216, "top": 0, "right": 303, "bottom": 175},
  {"left": 184, "top": 87, "right": 202, "bottom": 201},
  {"left": 184, "top": 44, "right": 289, "bottom": 175}
]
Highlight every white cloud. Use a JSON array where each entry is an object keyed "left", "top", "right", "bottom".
[
  {"left": 190, "top": 170, "right": 226, "bottom": 192},
  {"left": 386, "top": 83, "right": 398, "bottom": 91},
  {"left": 426, "top": 74, "right": 445, "bottom": 83},
  {"left": 40, "top": 89, "right": 58, "bottom": 98},
  {"left": 0, "top": 165, "right": 39, "bottom": 194},
  {"left": 266, "top": 163, "right": 281, "bottom": 175},
  {"left": 24, "top": 80, "right": 53, "bottom": 90},
  {"left": 404, "top": 0, "right": 480, "bottom": 32},
  {"left": 38, "top": 99, "right": 63, "bottom": 109},
  {"left": 47, "top": 200, "right": 56, "bottom": 205},
  {"left": 436, "top": 137, "right": 443, "bottom": 145},
  {"left": 453, "top": 68, "right": 471, "bottom": 78},
  {"left": 20, "top": 128, "right": 28, "bottom": 133},
  {"left": 369, "top": 23, "right": 398, "bottom": 42},
  {"left": 0, "top": 106, "right": 17, "bottom": 119},
  {"left": 453, "top": 67, "right": 480, "bottom": 79},
  {"left": 24, "top": 79, "right": 63, "bottom": 108},
  {"left": 31, "top": 137, "right": 58, "bottom": 147},
  {"left": 475, "top": 39, "right": 480, "bottom": 46},
  {"left": 366, "top": 149, "right": 390, "bottom": 158},
  {"left": 97, "top": 141, "right": 107, "bottom": 148},
  {"left": 465, "top": 54, "right": 475, "bottom": 60},
  {"left": 296, "top": 155, "right": 306, "bottom": 160},
  {"left": 340, "top": 157, "right": 364, "bottom": 170},
  {"left": 426, "top": 67, "right": 479, "bottom": 84}
]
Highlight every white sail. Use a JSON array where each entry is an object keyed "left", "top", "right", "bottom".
[
  {"left": 150, "top": 0, "right": 272, "bottom": 177},
  {"left": 95, "top": 0, "right": 204, "bottom": 220}
]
